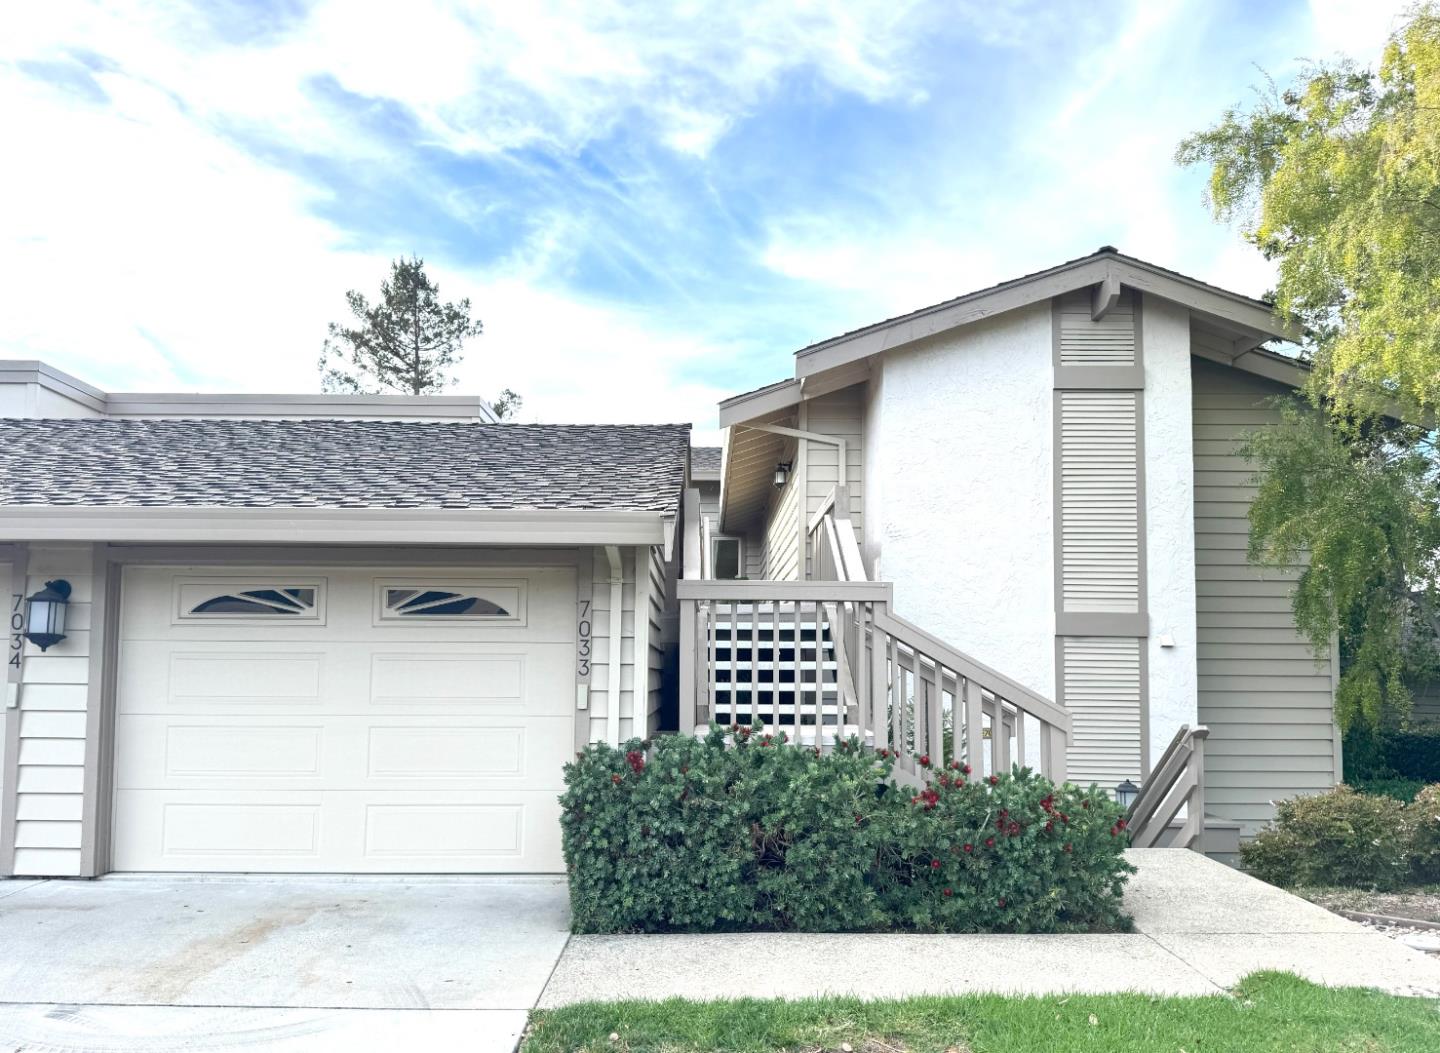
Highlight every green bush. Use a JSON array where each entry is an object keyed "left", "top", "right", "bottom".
[
  {"left": 1240, "top": 786, "right": 1411, "bottom": 890},
  {"left": 1343, "top": 725, "right": 1440, "bottom": 784},
  {"left": 1350, "top": 776, "right": 1426, "bottom": 802},
  {"left": 1385, "top": 729, "right": 1440, "bottom": 783},
  {"left": 1408, "top": 784, "right": 1440, "bottom": 882},
  {"left": 560, "top": 724, "right": 1134, "bottom": 934}
]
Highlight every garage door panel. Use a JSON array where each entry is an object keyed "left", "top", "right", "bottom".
[
  {"left": 117, "top": 714, "right": 573, "bottom": 792},
  {"left": 112, "top": 789, "right": 564, "bottom": 872},
  {"left": 113, "top": 563, "right": 575, "bottom": 873}
]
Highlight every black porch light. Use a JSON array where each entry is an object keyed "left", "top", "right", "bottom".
[
  {"left": 24, "top": 579, "right": 71, "bottom": 652},
  {"left": 1115, "top": 778, "right": 1139, "bottom": 809},
  {"left": 773, "top": 461, "right": 792, "bottom": 488}
]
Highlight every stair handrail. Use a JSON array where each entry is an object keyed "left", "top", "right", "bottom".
[{"left": 1125, "top": 724, "right": 1209, "bottom": 850}]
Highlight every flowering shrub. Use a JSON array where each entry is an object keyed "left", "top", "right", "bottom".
[
  {"left": 560, "top": 723, "right": 1134, "bottom": 934},
  {"left": 1240, "top": 785, "right": 1411, "bottom": 890}
]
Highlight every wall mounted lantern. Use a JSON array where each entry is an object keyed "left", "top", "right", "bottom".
[
  {"left": 24, "top": 579, "right": 71, "bottom": 652},
  {"left": 773, "top": 461, "right": 792, "bottom": 489},
  {"left": 1114, "top": 779, "right": 1139, "bottom": 809}
]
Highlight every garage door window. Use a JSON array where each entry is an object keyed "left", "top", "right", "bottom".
[
  {"left": 376, "top": 581, "right": 525, "bottom": 625},
  {"left": 176, "top": 581, "right": 323, "bottom": 621}
]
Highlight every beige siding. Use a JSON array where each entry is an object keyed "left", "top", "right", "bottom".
[
  {"left": 645, "top": 545, "right": 668, "bottom": 735},
  {"left": 585, "top": 546, "right": 646, "bottom": 743},
  {"left": 1191, "top": 358, "right": 1338, "bottom": 834},
  {"left": 761, "top": 470, "right": 801, "bottom": 581},
  {"left": 804, "top": 385, "right": 865, "bottom": 547},
  {"left": 1413, "top": 679, "right": 1440, "bottom": 725},
  {"left": 10, "top": 544, "right": 94, "bottom": 877}
]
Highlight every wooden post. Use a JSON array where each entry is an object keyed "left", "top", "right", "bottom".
[{"left": 679, "top": 598, "right": 696, "bottom": 736}]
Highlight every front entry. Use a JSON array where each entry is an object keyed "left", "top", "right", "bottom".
[{"left": 110, "top": 564, "right": 574, "bottom": 873}]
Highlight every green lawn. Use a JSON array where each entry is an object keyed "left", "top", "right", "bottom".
[{"left": 522, "top": 972, "right": 1440, "bottom": 1053}]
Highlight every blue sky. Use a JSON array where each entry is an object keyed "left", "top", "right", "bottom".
[{"left": 0, "top": 0, "right": 1411, "bottom": 438}]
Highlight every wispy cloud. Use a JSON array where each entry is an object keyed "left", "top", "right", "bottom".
[{"left": 0, "top": 0, "right": 1418, "bottom": 435}]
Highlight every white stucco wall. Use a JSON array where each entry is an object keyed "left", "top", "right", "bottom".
[
  {"left": 1141, "top": 297, "right": 1199, "bottom": 769},
  {"left": 871, "top": 302, "right": 1055, "bottom": 700}
]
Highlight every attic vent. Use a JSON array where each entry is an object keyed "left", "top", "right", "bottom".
[{"left": 1058, "top": 289, "right": 1136, "bottom": 366}]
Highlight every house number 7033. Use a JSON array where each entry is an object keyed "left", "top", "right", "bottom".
[{"left": 576, "top": 599, "right": 592, "bottom": 680}]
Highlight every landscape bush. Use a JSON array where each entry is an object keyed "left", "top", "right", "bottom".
[
  {"left": 1349, "top": 776, "right": 1426, "bottom": 802},
  {"left": 560, "top": 723, "right": 1134, "bottom": 934},
  {"left": 1240, "top": 785, "right": 1411, "bottom": 890},
  {"left": 1407, "top": 784, "right": 1440, "bottom": 883}
]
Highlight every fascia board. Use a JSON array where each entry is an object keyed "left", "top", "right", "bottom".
[{"left": 0, "top": 506, "right": 666, "bottom": 545}]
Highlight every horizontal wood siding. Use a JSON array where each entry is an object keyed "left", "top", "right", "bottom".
[
  {"left": 646, "top": 545, "right": 667, "bottom": 735},
  {"left": 1191, "top": 358, "right": 1338, "bottom": 834},
  {"left": 586, "top": 547, "right": 642, "bottom": 743},
  {"left": 10, "top": 544, "right": 94, "bottom": 876},
  {"left": 804, "top": 385, "right": 865, "bottom": 547},
  {"left": 762, "top": 470, "right": 801, "bottom": 581}
]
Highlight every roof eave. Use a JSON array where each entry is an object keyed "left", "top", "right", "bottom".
[
  {"left": 0, "top": 506, "right": 669, "bottom": 546},
  {"left": 717, "top": 378, "right": 801, "bottom": 428},
  {"left": 792, "top": 253, "right": 1299, "bottom": 379}
]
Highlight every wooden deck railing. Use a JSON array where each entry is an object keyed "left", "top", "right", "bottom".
[
  {"left": 1124, "top": 724, "right": 1209, "bottom": 850},
  {"left": 677, "top": 579, "right": 1070, "bottom": 784}
]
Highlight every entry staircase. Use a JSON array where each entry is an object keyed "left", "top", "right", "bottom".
[
  {"left": 680, "top": 489, "right": 1070, "bottom": 785},
  {"left": 680, "top": 487, "right": 1211, "bottom": 847}
]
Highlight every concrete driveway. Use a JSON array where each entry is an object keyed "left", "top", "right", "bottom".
[{"left": 0, "top": 874, "right": 571, "bottom": 1052}]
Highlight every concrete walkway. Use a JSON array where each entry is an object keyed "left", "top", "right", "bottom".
[
  {"left": 0, "top": 874, "right": 572, "bottom": 1052},
  {"left": 3, "top": 851, "right": 1437, "bottom": 1051},
  {"left": 537, "top": 850, "right": 1440, "bottom": 1006}
]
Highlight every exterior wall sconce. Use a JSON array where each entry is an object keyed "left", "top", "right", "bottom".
[
  {"left": 1115, "top": 779, "right": 1139, "bottom": 809},
  {"left": 24, "top": 579, "right": 71, "bottom": 652},
  {"left": 773, "top": 461, "right": 792, "bottom": 488}
]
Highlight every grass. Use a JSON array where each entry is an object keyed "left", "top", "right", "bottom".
[{"left": 521, "top": 972, "right": 1440, "bottom": 1053}]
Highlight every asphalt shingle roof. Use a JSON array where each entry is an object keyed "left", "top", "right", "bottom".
[
  {"left": 690, "top": 446, "right": 722, "bottom": 474},
  {"left": 0, "top": 418, "right": 690, "bottom": 512}
]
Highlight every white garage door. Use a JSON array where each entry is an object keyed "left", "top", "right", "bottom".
[{"left": 112, "top": 565, "right": 575, "bottom": 873}]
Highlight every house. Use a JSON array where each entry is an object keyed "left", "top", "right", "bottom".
[
  {"left": 0, "top": 247, "right": 1334, "bottom": 880},
  {"left": 0, "top": 363, "right": 687, "bottom": 876},
  {"left": 686, "top": 246, "right": 1336, "bottom": 847}
]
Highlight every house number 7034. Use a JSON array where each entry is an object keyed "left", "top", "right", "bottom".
[
  {"left": 576, "top": 599, "right": 592, "bottom": 680},
  {"left": 9, "top": 591, "right": 23, "bottom": 670}
]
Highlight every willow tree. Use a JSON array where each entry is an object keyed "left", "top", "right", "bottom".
[{"left": 1178, "top": 5, "right": 1440, "bottom": 729}]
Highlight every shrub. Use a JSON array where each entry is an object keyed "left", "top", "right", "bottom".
[
  {"left": 560, "top": 724, "right": 1133, "bottom": 934},
  {"left": 1407, "top": 784, "right": 1440, "bottom": 882},
  {"left": 1384, "top": 729, "right": 1440, "bottom": 783},
  {"left": 1343, "top": 725, "right": 1440, "bottom": 784},
  {"left": 1349, "top": 776, "right": 1426, "bottom": 802},
  {"left": 1240, "top": 786, "right": 1410, "bottom": 890}
]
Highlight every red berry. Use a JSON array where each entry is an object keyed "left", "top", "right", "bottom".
[
  {"left": 943, "top": 888, "right": 953, "bottom": 897},
  {"left": 611, "top": 774, "right": 622, "bottom": 784},
  {"left": 931, "top": 859, "right": 941, "bottom": 869},
  {"left": 1116, "top": 819, "right": 1127, "bottom": 831},
  {"left": 985, "top": 837, "right": 995, "bottom": 848},
  {"left": 989, "top": 775, "right": 999, "bottom": 786},
  {"left": 949, "top": 760, "right": 960, "bottom": 771},
  {"left": 962, "top": 764, "right": 973, "bottom": 775},
  {"left": 919, "top": 754, "right": 931, "bottom": 768},
  {"left": 1045, "top": 820, "right": 1054, "bottom": 832},
  {"left": 963, "top": 843, "right": 973, "bottom": 853}
]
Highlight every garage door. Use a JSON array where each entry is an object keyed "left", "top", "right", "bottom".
[{"left": 111, "top": 565, "right": 575, "bottom": 873}]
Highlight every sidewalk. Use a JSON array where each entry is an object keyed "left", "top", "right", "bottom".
[{"left": 538, "top": 849, "right": 1440, "bottom": 1006}]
